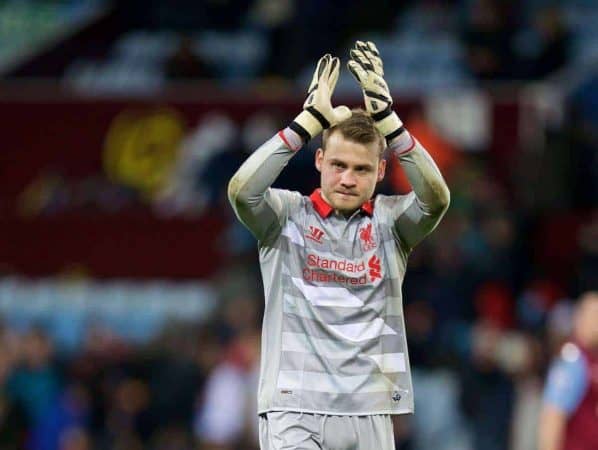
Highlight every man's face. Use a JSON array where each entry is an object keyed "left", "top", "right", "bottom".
[
  {"left": 315, "top": 131, "right": 385, "bottom": 214},
  {"left": 576, "top": 294, "right": 598, "bottom": 348}
]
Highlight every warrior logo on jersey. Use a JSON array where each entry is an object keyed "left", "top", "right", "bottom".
[
  {"left": 359, "top": 223, "right": 377, "bottom": 251},
  {"left": 306, "top": 226, "right": 325, "bottom": 244}
]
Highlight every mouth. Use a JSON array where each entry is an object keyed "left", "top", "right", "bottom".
[{"left": 335, "top": 191, "right": 357, "bottom": 197}]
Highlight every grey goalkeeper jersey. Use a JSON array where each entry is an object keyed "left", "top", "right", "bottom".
[{"left": 228, "top": 131, "right": 449, "bottom": 416}]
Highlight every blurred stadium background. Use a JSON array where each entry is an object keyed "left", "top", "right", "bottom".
[{"left": 0, "top": 0, "right": 596, "bottom": 449}]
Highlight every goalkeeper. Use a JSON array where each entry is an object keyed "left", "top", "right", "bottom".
[{"left": 228, "top": 41, "right": 450, "bottom": 449}]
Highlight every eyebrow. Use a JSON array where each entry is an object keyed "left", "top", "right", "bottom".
[{"left": 329, "top": 158, "right": 374, "bottom": 170}]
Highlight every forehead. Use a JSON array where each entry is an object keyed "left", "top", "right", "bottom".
[{"left": 323, "top": 132, "right": 380, "bottom": 164}]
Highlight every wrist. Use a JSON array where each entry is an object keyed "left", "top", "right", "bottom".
[
  {"left": 290, "top": 110, "right": 324, "bottom": 142},
  {"left": 279, "top": 127, "right": 304, "bottom": 152},
  {"left": 389, "top": 130, "right": 415, "bottom": 155},
  {"left": 375, "top": 111, "right": 404, "bottom": 142}
]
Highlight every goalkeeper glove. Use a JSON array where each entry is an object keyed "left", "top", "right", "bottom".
[
  {"left": 347, "top": 41, "right": 405, "bottom": 143},
  {"left": 290, "top": 54, "right": 352, "bottom": 142}
]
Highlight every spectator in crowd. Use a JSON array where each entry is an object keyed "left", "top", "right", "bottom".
[
  {"left": 165, "top": 35, "right": 213, "bottom": 80},
  {"left": 6, "top": 327, "right": 63, "bottom": 447},
  {"left": 577, "top": 213, "right": 598, "bottom": 292},
  {"left": 461, "top": 0, "right": 520, "bottom": 80},
  {"left": 524, "top": 6, "right": 571, "bottom": 79},
  {"left": 538, "top": 291, "right": 598, "bottom": 450},
  {"left": 568, "top": 76, "right": 598, "bottom": 209},
  {"left": 194, "top": 328, "right": 260, "bottom": 450}
]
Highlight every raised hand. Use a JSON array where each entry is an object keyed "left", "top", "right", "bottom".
[
  {"left": 290, "top": 54, "right": 352, "bottom": 142},
  {"left": 348, "top": 41, "right": 405, "bottom": 143}
]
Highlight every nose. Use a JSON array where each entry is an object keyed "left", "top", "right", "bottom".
[{"left": 340, "top": 170, "right": 357, "bottom": 187}]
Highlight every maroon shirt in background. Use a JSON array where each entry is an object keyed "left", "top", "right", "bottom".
[{"left": 565, "top": 342, "right": 598, "bottom": 450}]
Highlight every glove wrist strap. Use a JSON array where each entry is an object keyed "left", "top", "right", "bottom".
[
  {"left": 289, "top": 121, "right": 312, "bottom": 143},
  {"left": 386, "top": 125, "right": 406, "bottom": 142},
  {"left": 291, "top": 110, "right": 327, "bottom": 141},
  {"left": 306, "top": 106, "right": 331, "bottom": 129},
  {"left": 376, "top": 111, "right": 404, "bottom": 142},
  {"left": 371, "top": 106, "right": 393, "bottom": 122}
]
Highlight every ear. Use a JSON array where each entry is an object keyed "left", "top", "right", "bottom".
[
  {"left": 315, "top": 148, "right": 324, "bottom": 172},
  {"left": 377, "top": 158, "right": 386, "bottom": 182}
]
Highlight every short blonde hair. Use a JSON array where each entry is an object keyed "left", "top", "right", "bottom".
[{"left": 322, "top": 109, "right": 385, "bottom": 156}]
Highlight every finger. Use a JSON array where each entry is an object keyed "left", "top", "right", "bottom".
[
  {"left": 327, "top": 56, "right": 338, "bottom": 80},
  {"left": 356, "top": 40, "right": 369, "bottom": 53},
  {"left": 309, "top": 54, "right": 330, "bottom": 93},
  {"left": 317, "top": 54, "right": 331, "bottom": 82},
  {"left": 309, "top": 56, "right": 324, "bottom": 93},
  {"left": 365, "top": 42, "right": 384, "bottom": 76},
  {"left": 332, "top": 105, "right": 352, "bottom": 124},
  {"left": 347, "top": 60, "right": 368, "bottom": 84},
  {"left": 366, "top": 41, "right": 380, "bottom": 57},
  {"left": 368, "top": 54, "right": 384, "bottom": 77},
  {"left": 350, "top": 49, "right": 373, "bottom": 71},
  {"left": 356, "top": 41, "right": 374, "bottom": 65},
  {"left": 328, "top": 57, "right": 340, "bottom": 92},
  {"left": 349, "top": 48, "right": 373, "bottom": 70}
]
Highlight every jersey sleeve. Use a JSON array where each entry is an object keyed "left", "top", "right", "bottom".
[
  {"left": 387, "top": 136, "right": 451, "bottom": 251},
  {"left": 543, "top": 347, "right": 589, "bottom": 415},
  {"left": 228, "top": 133, "right": 302, "bottom": 244}
]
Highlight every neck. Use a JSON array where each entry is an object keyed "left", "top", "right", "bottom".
[
  {"left": 574, "top": 334, "right": 597, "bottom": 352},
  {"left": 337, "top": 209, "right": 356, "bottom": 218}
]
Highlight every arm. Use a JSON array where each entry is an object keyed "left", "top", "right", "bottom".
[
  {"left": 538, "top": 348, "right": 589, "bottom": 450},
  {"left": 227, "top": 133, "right": 298, "bottom": 242},
  {"left": 228, "top": 54, "right": 351, "bottom": 242},
  {"left": 538, "top": 405, "right": 567, "bottom": 450},
  {"left": 388, "top": 132, "right": 450, "bottom": 249},
  {"left": 348, "top": 41, "right": 450, "bottom": 249}
]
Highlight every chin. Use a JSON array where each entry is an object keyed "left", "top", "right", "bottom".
[{"left": 333, "top": 199, "right": 361, "bottom": 213}]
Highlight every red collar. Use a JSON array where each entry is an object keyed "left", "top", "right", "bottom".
[{"left": 309, "top": 189, "right": 374, "bottom": 218}]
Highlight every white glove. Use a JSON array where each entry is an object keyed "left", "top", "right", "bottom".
[
  {"left": 347, "top": 41, "right": 405, "bottom": 142},
  {"left": 290, "top": 54, "right": 352, "bottom": 141}
]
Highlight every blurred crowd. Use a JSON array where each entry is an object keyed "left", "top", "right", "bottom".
[
  {"left": 4, "top": 91, "right": 597, "bottom": 450},
  {"left": 0, "top": 312, "right": 259, "bottom": 450},
  {"left": 7, "top": 0, "right": 585, "bottom": 91},
  {"left": 1, "top": 1, "right": 597, "bottom": 449},
  {"left": 155, "top": 0, "right": 574, "bottom": 83}
]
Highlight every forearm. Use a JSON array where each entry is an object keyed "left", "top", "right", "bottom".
[
  {"left": 227, "top": 129, "right": 301, "bottom": 238},
  {"left": 390, "top": 131, "right": 450, "bottom": 215},
  {"left": 538, "top": 405, "right": 567, "bottom": 450},
  {"left": 229, "top": 51, "right": 348, "bottom": 239},
  {"left": 388, "top": 130, "right": 450, "bottom": 249},
  {"left": 348, "top": 40, "right": 450, "bottom": 248},
  {"left": 228, "top": 130, "right": 298, "bottom": 206},
  {"left": 347, "top": 40, "right": 449, "bottom": 217}
]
